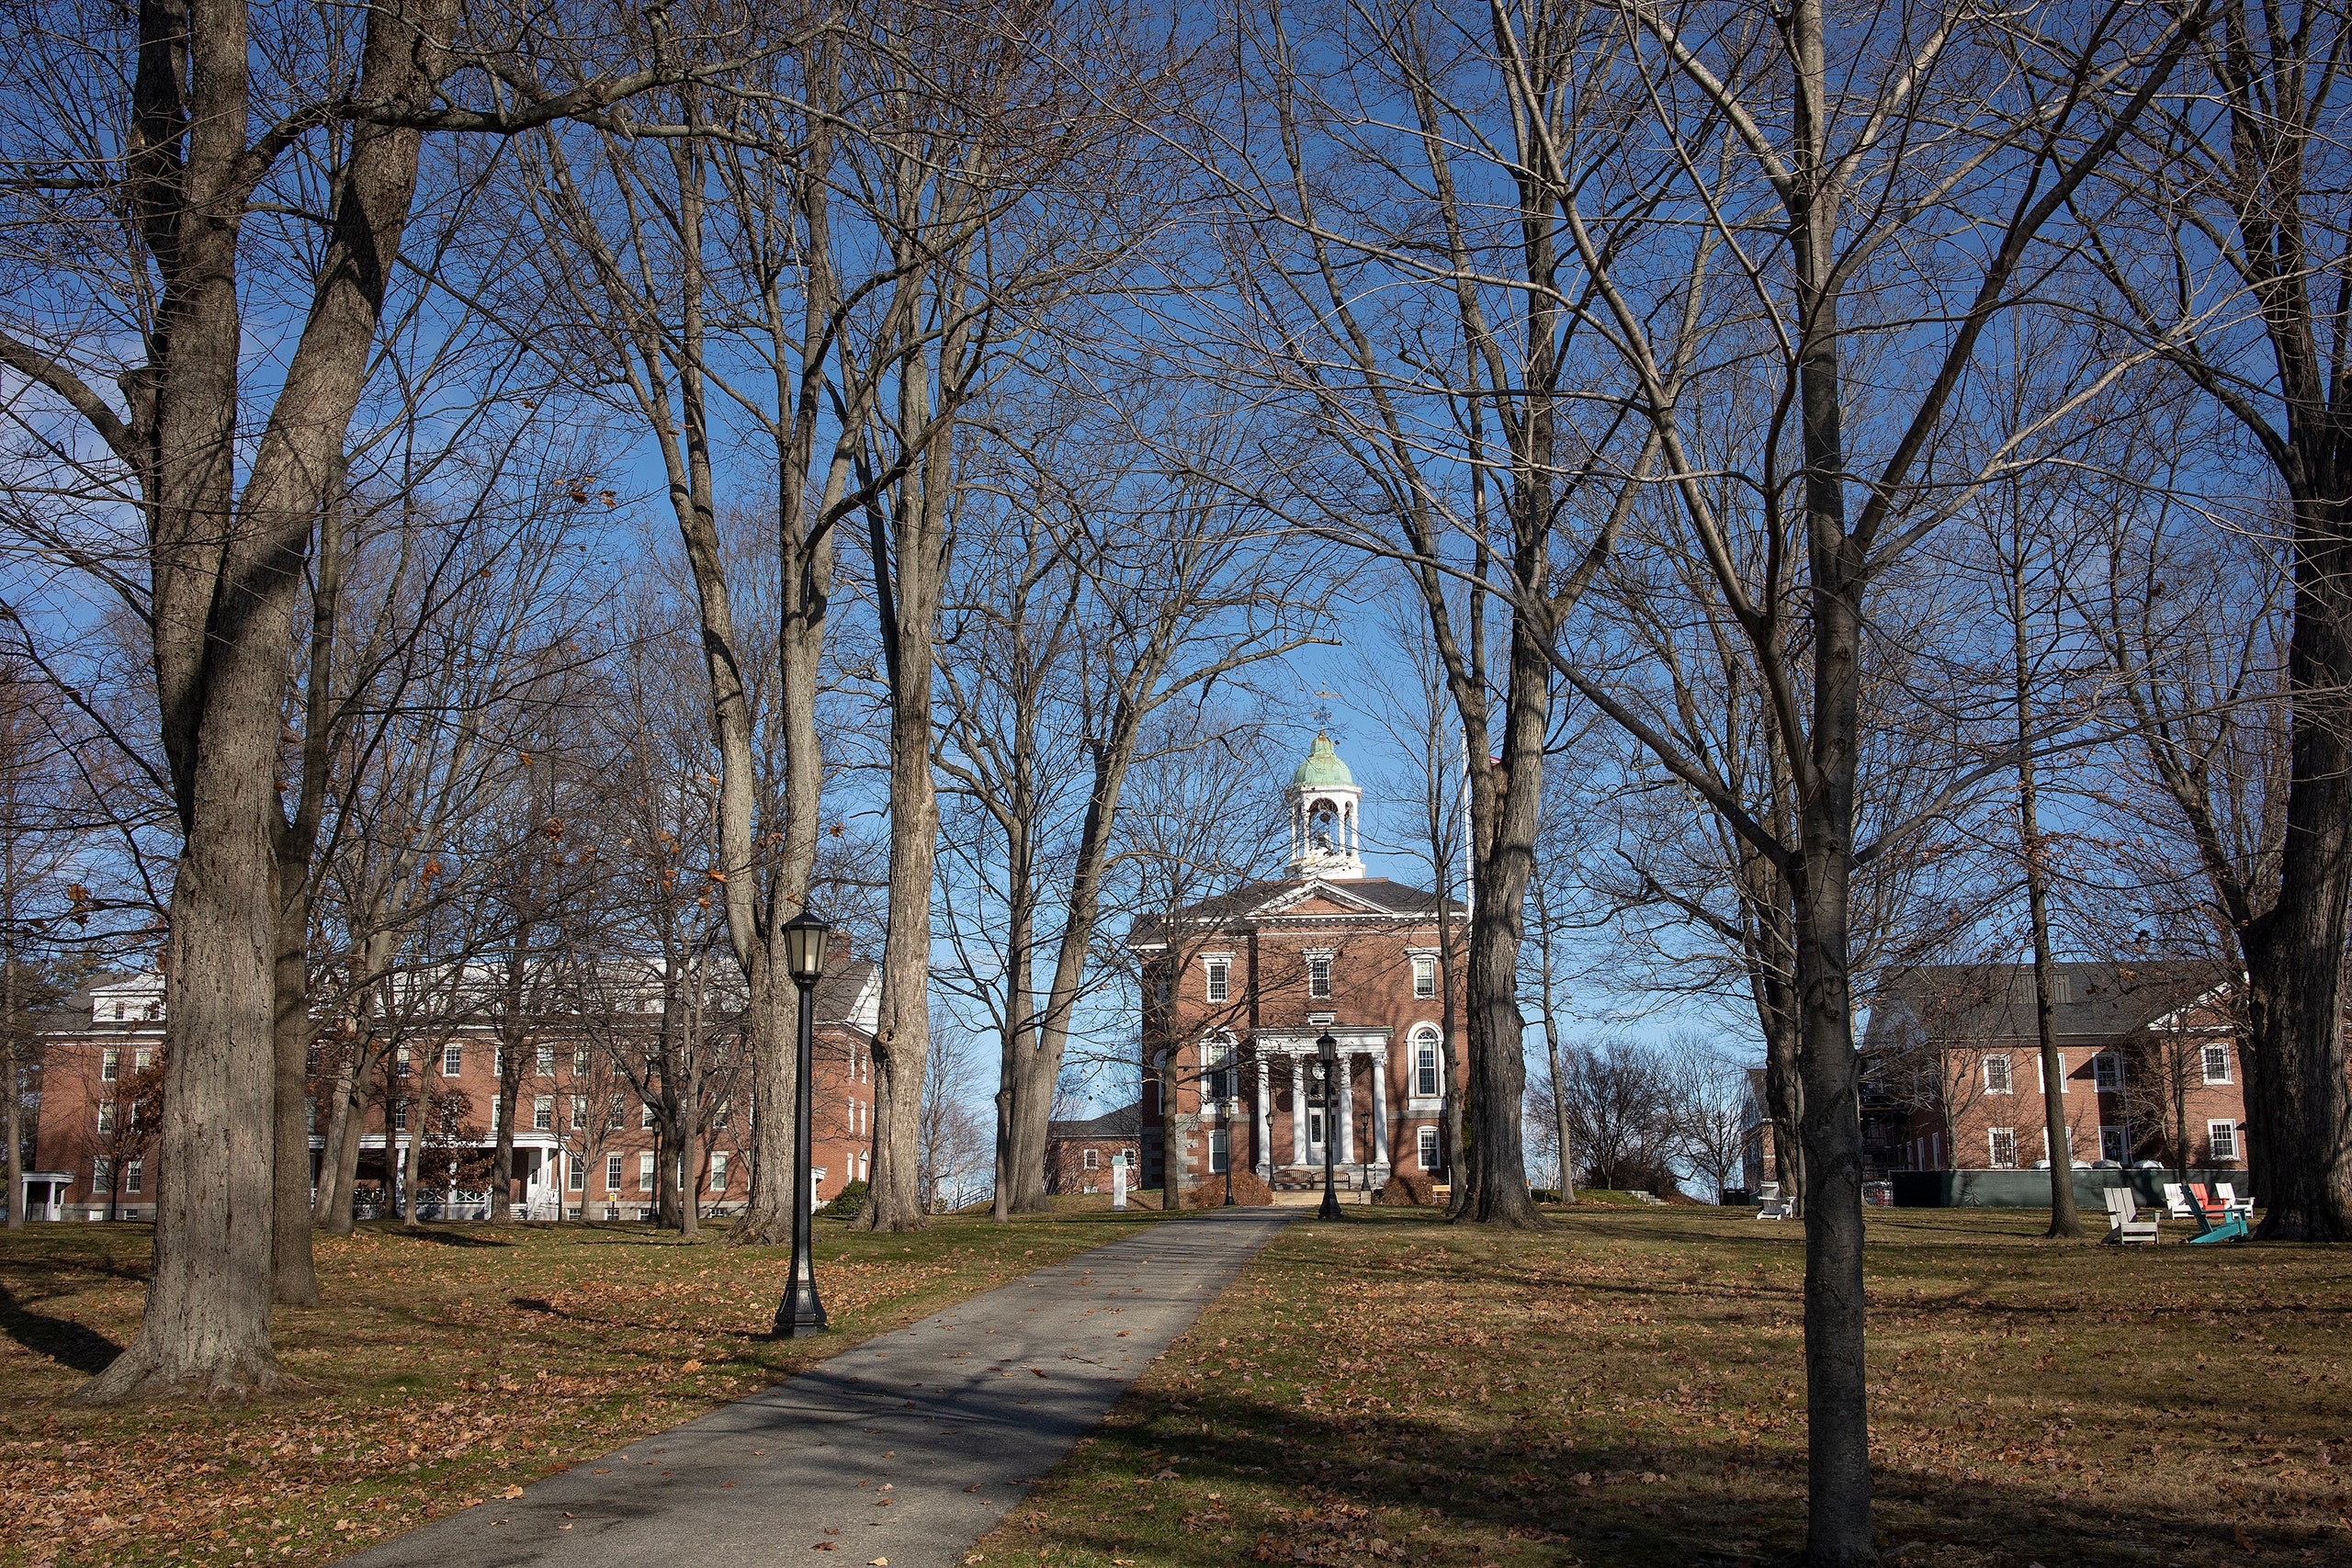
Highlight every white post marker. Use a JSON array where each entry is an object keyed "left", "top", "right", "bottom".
[{"left": 1112, "top": 1155, "right": 1128, "bottom": 1210}]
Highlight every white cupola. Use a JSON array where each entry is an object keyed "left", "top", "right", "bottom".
[{"left": 1285, "top": 732, "right": 1365, "bottom": 880}]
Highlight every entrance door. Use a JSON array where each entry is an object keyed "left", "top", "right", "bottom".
[{"left": 1306, "top": 1108, "right": 1327, "bottom": 1161}]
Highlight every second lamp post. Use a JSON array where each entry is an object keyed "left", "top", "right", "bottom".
[
  {"left": 773, "top": 908, "right": 831, "bottom": 1337},
  {"left": 1315, "top": 1030, "right": 1343, "bottom": 1220}
]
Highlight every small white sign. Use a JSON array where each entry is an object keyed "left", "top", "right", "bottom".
[{"left": 1111, "top": 1156, "right": 1128, "bottom": 1210}]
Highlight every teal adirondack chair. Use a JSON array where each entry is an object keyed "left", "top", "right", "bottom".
[{"left": 2183, "top": 1187, "right": 2248, "bottom": 1245}]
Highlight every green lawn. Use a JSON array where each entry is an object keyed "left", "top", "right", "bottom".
[
  {"left": 971, "top": 1205, "right": 2352, "bottom": 1568},
  {"left": 0, "top": 1208, "right": 1167, "bottom": 1566}
]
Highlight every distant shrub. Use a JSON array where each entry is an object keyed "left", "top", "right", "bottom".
[
  {"left": 820, "top": 1179, "right": 868, "bottom": 1218},
  {"left": 1529, "top": 1188, "right": 1561, "bottom": 1204},
  {"left": 1183, "top": 1169, "right": 1272, "bottom": 1207},
  {"left": 1376, "top": 1169, "right": 1435, "bottom": 1206}
]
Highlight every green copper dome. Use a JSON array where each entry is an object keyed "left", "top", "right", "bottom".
[{"left": 1291, "top": 732, "right": 1355, "bottom": 789}]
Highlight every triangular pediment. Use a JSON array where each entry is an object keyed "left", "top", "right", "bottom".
[{"left": 1251, "top": 878, "right": 1396, "bottom": 917}]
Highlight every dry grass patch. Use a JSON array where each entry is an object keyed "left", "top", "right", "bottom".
[
  {"left": 972, "top": 1206, "right": 2352, "bottom": 1568},
  {"left": 0, "top": 1209, "right": 1165, "bottom": 1566}
]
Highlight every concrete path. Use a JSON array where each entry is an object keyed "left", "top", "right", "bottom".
[{"left": 345, "top": 1209, "right": 1291, "bottom": 1568}]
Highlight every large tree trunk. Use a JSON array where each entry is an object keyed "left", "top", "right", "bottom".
[
  {"left": 74, "top": 0, "right": 450, "bottom": 1404},
  {"left": 270, "top": 896, "right": 322, "bottom": 1303},
  {"left": 2247, "top": 503, "right": 2352, "bottom": 1238},
  {"left": 1789, "top": 113, "right": 1873, "bottom": 1555},
  {"left": 1457, "top": 621, "right": 1549, "bottom": 1228},
  {"left": 867, "top": 667, "right": 942, "bottom": 1233}
]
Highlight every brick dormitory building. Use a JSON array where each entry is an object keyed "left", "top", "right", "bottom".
[
  {"left": 17, "top": 955, "right": 879, "bottom": 1224},
  {"left": 1744, "top": 959, "right": 2259, "bottom": 1201},
  {"left": 1130, "top": 732, "right": 1469, "bottom": 1199}
]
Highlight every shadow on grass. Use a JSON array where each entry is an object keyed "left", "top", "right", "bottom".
[
  {"left": 385, "top": 1226, "right": 514, "bottom": 1247},
  {"left": 0, "top": 1282, "right": 123, "bottom": 1374},
  {"left": 1046, "top": 1368, "right": 2290, "bottom": 1568}
]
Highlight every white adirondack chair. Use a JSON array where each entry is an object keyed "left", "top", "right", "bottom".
[
  {"left": 2216, "top": 1182, "right": 2254, "bottom": 1221},
  {"left": 2162, "top": 1182, "right": 2194, "bottom": 1219},
  {"left": 2104, "top": 1187, "right": 2160, "bottom": 1244}
]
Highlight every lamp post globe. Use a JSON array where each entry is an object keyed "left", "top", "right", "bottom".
[
  {"left": 774, "top": 908, "right": 831, "bottom": 1337},
  {"left": 1316, "top": 1031, "right": 1343, "bottom": 1221}
]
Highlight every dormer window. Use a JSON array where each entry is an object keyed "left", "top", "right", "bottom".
[
  {"left": 1307, "top": 954, "right": 1332, "bottom": 998},
  {"left": 1205, "top": 959, "right": 1230, "bottom": 1003}
]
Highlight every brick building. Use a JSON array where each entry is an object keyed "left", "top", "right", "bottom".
[
  {"left": 1044, "top": 1104, "right": 1140, "bottom": 1195},
  {"left": 1130, "top": 733, "right": 1468, "bottom": 1198},
  {"left": 1856, "top": 960, "right": 2247, "bottom": 1176},
  {"left": 18, "top": 957, "right": 879, "bottom": 1224}
]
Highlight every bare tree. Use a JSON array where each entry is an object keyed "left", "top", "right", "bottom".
[
  {"left": 2071, "top": 0, "right": 2352, "bottom": 1237},
  {"left": 933, "top": 388, "right": 1329, "bottom": 1219}
]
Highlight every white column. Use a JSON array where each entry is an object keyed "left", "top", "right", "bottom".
[
  {"left": 1256, "top": 1055, "right": 1272, "bottom": 1175},
  {"left": 1298, "top": 1053, "right": 1317, "bottom": 1166},
  {"left": 1371, "top": 1051, "right": 1389, "bottom": 1165},
  {"left": 1338, "top": 1055, "right": 1354, "bottom": 1163}
]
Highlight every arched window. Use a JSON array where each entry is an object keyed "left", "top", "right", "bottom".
[{"left": 1413, "top": 1029, "right": 1441, "bottom": 1098}]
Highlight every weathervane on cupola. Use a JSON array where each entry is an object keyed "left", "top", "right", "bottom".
[{"left": 1286, "top": 725, "right": 1365, "bottom": 881}]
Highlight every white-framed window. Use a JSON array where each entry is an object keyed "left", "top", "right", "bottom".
[
  {"left": 605, "top": 1153, "right": 624, "bottom": 1191},
  {"left": 858, "top": 1152, "right": 869, "bottom": 1179},
  {"left": 2036, "top": 1053, "right": 2068, "bottom": 1093},
  {"left": 1418, "top": 1125, "right": 1440, "bottom": 1171},
  {"left": 96, "top": 1101, "right": 115, "bottom": 1134},
  {"left": 536, "top": 1043, "right": 555, "bottom": 1077},
  {"left": 100, "top": 1048, "right": 119, "bottom": 1083},
  {"left": 2043, "top": 1125, "right": 2074, "bottom": 1161},
  {"left": 1984, "top": 1054, "right": 2013, "bottom": 1094},
  {"left": 492, "top": 1098, "right": 502, "bottom": 1131},
  {"left": 568, "top": 1155, "right": 585, "bottom": 1191},
  {"left": 1412, "top": 955, "right": 1437, "bottom": 999},
  {"left": 93, "top": 1156, "right": 111, "bottom": 1190},
  {"left": 133, "top": 1047, "right": 152, "bottom": 1074},
  {"left": 1208, "top": 1127, "right": 1230, "bottom": 1174},
  {"left": 392, "top": 1103, "right": 408, "bottom": 1132},
  {"left": 2202, "top": 1044, "right": 2233, "bottom": 1084},
  {"left": 639, "top": 1152, "right": 655, "bottom": 1190},
  {"left": 125, "top": 1159, "right": 142, "bottom": 1194},
  {"left": 2208, "top": 1120, "right": 2240, "bottom": 1161},
  {"left": 2100, "top": 1124, "right": 2131, "bottom": 1163},
  {"left": 571, "top": 1095, "right": 588, "bottom": 1129},
  {"left": 713, "top": 1101, "right": 731, "bottom": 1130},
  {"left": 641, "top": 1102, "right": 657, "bottom": 1129},
  {"left": 709, "top": 1152, "right": 728, "bottom": 1191},
  {"left": 395, "top": 1043, "right": 412, "bottom": 1077},
  {"left": 1413, "top": 1029, "right": 1441, "bottom": 1098},
  {"left": 1203, "top": 1037, "right": 1238, "bottom": 1102},
  {"left": 442, "top": 1043, "right": 463, "bottom": 1077},
  {"left": 1083, "top": 1147, "right": 1100, "bottom": 1170},
  {"left": 1206, "top": 958, "right": 1230, "bottom": 1003},
  {"left": 1307, "top": 954, "right": 1332, "bottom": 998},
  {"left": 608, "top": 1100, "right": 627, "bottom": 1131},
  {"left": 2093, "top": 1051, "right": 2123, "bottom": 1091},
  {"left": 1988, "top": 1127, "right": 2018, "bottom": 1168},
  {"left": 534, "top": 1096, "right": 554, "bottom": 1132},
  {"left": 574, "top": 1045, "right": 592, "bottom": 1077}
]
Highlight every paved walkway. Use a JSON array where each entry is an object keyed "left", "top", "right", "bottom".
[{"left": 345, "top": 1209, "right": 1292, "bottom": 1568}]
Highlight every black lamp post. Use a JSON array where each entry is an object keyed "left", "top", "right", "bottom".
[
  {"left": 1316, "top": 1031, "right": 1343, "bottom": 1221},
  {"left": 773, "top": 908, "right": 831, "bottom": 1337}
]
